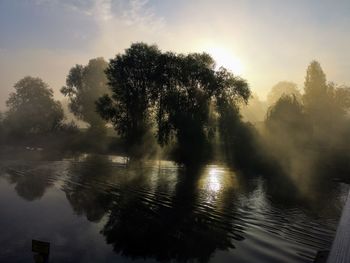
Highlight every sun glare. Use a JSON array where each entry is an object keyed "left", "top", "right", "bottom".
[
  {"left": 207, "top": 167, "right": 222, "bottom": 193},
  {"left": 201, "top": 44, "right": 244, "bottom": 75}
]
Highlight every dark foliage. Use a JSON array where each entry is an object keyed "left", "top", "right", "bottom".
[
  {"left": 4, "top": 76, "right": 64, "bottom": 138},
  {"left": 97, "top": 43, "right": 251, "bottom": 165}
]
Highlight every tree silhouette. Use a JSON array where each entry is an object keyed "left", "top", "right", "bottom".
[
  {"left": 4, "top": 164, "right": 56, "bottom": 201},
  {"left": 157, "top": 62, "right": 250, "bottom": 165},
  {"left": 97, "top": 43, "right": 251, "bottom": 165},
  {"left": 61, "top": 57, "right": 109, "bottom": 132},
  {"left": 158, "top": 53, "right": 218, "bottom": 165},
  {"left": 326, "top": 82, "right": 350, "bottom": 121},
  {"left": 4, "top": 76, "right": 64, "bottom": 137},
  {"left": 302, "top": 61, "right": 350, "bottom": 143},
  {"left": 97, "top": 43, "right": 161, "bottom": 156},
  {"left": 266, "top": 95, "right": 308, "bottom": 140},
  {"left": 63, "top": 155, "right": 114, "bottom": 222},
  {"left": 302, "top": 61, "right": 332, "bottom": 127},
  {"left": 100, "top": 166, "right": 242, "bottom": 262}
]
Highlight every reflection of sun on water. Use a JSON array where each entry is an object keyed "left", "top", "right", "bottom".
[
  {"left": 207, "top": 167, "right": 222, "bottom": 193},
  {"left": 198, "top": 165, "right": 238, "bottom": 205}
]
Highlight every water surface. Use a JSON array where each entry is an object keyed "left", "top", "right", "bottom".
[{"left": 0, "top": 154, "right": 347, "bottom": 263}]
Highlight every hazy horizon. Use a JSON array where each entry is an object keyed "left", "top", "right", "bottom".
[{"left": 1, "top": 0, "right": 350, "bottom": 110}]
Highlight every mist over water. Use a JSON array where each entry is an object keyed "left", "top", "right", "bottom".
[{"left": 0, "top": 154, "right": 347, "bottom": 263}]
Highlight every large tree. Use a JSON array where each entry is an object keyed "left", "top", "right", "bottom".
[
  {"left": 158, "top": 53, "right": 219, "bottom": 163},
  {"left": 152, "top": 53, "right": 250, "bottom": 164},
  {"left": 303, "top": 61, "right": 350, "bottom": 135},
  {"left": 264, "top": 95, "right": 311, "bottom": 174},
  {"left": 97, "top": 43, "right": 251, "bottom": 164},
  {"left": 302, "top": 61, "right": 332, "bottom": 126},
  {"left": 97, "top": 43, "right": 161, "bottom": 150},
  {"left": 266, "top": 95, "right": 308, "bottom": 138},
  {"left": 5, "top": 76, "right": 64, "bottom": 136},
  {"left": 61, "top": 57, "right": 109, "bottom": 131}
]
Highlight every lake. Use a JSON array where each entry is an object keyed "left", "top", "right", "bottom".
[{"left": 0, "top": 153, "right": 348, "bottom": 263}]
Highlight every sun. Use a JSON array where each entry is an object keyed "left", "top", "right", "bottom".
[{"left": 200, "top": 43, "right": 244, "bottom": 75}]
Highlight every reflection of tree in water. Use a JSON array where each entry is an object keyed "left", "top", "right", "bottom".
[
  {"left": 236, "top": 170, "right": 345, "bottom": 225},
  {"left": 100, "top": 165, "right": 244, "bottom": 262},
  {"left": 63, "top": 156, "right": 343, "bottom": 262},
  {"left": 3, "top": 163, "right": 56, "bottom": 201},
  {"left": 63, "top": 155, "right": 115, "bottom": 222},
  {"left": 63, "top": 158, "right": 245, "bottom": 261}
]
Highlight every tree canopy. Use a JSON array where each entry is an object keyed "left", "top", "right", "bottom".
[
  {"left": 97, "top": 44, "right": 161, "bottom": 148},
  {"left": 97, "top": 43, "right": 250, "bottom": 164},
  {"left": 302, "top": 61, "right": 350, "bottom": 131},
  {"left": 61, "top": 57, "right": 109, "bottom": 130},
  {"left": 4, "top": 76, "right": 64, "bottom": 136},
  {"left": 266, "top": 95, "right": 307, "bottom": 137},
  {"left": 302, "top": 61, "right": 331, "bottom": 125}
]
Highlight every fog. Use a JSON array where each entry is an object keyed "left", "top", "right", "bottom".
[
  {"left": 2, "top": 1, "right": 350, "bottom": 112},
  {"left": 1, "top": 44, "right": 349, "bottom": 198},
  {"left": 252, "top": 62, "right": 350, "bottom": 199},
  {"left": 2, "top": 2, "right": 350, "bottom": 263}
]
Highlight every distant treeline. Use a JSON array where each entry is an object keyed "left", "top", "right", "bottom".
[
  {"left": 1, "top": 43, "right": 350, "bottom": 181},
  {"left": 263, "top": 61, "right": 350, "bottom": 183}
]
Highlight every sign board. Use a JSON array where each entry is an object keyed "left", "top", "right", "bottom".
[{"left": 32, "top": 240, "right": 50, "bottom": 255}]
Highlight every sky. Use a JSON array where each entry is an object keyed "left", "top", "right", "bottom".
[{"left": 1, "top": 0, "right": 350, "bottom": 110}]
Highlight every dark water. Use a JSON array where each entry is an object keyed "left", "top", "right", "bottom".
[{"left": 0, "top": 154, "right": 348, "bottom": 263}]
